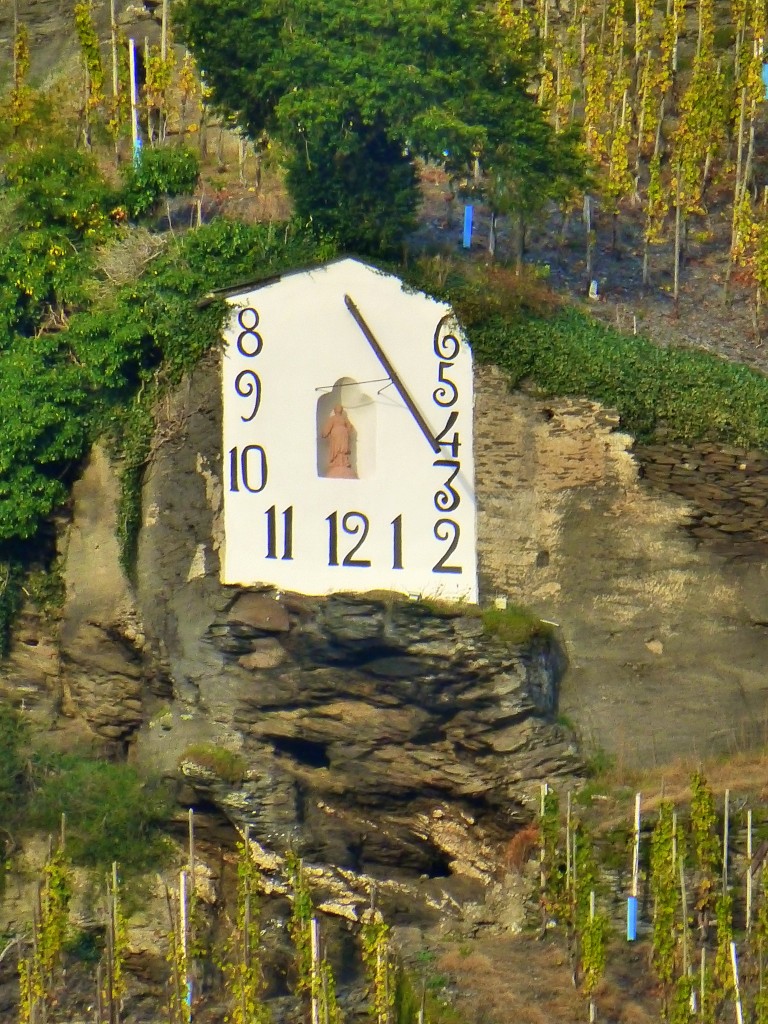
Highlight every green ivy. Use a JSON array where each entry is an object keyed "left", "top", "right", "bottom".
[
  {"left": 0, "top": 144, "right": 333, "bottom": 620},
  {"left": 0, "top": 561, "right": 24, "bottom": 657},
  {"left": 402, "top": 261, "right": 768, "bottom": 450}
]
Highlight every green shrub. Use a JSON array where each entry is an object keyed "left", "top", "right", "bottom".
[
  {"left": 179, "top": 743, "right": 247, "bottom": 785},
  {"left": 403, "top": 259, "right": 768, "bottom": 451},
  {"left": 121, "top": 146, "right": 200, "bottom": 218},
  {"left": 4, "top": 143, "right": 116, "bottom": 241},
  {"left": 0, "top": 702, "right": 28, "bottom": 819},
  {"left": 28, "top": 756, "right": 173, "bottom": 874},
  {"left": 481, "top": 604, "right": 551, "bottom": 645},
  {"left": 25, "top": 560, "right": 66, "bottom": 618}
]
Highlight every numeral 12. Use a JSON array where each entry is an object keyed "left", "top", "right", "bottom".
[{"left": 327, "top": 511, "right": 371, "bottom": 567}]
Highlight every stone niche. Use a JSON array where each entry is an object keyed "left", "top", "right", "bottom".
[{"left": 316, "top": 377, "right": 376, "bottom": 479}]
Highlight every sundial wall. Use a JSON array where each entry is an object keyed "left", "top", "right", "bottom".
[{"left": 221, "top": 258, "right": 478, "bottom": 602}]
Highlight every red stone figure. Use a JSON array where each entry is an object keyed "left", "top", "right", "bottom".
[{"left": 321, "top": 404, "right": 357, "bottom": 478}]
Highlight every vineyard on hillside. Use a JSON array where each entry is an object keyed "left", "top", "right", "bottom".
[
  {"left": 7, "top": 0, "right": 768, "bottom": 302},
  {"left": 476, "top": 0, "right": 768, "bottom": 310}
]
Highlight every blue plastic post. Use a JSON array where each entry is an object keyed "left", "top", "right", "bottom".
[
  {"left": 133, "top": 135, "right": 143, "bottom": 167},
  {"left": 463, "top": 204, "right": 474, "bottom": 249},
  {"left": 627, "top": 895, "right": 638, "bottom": 940},
  {"left": 762, "top": 64, "right": 768, "bottom": 99}
]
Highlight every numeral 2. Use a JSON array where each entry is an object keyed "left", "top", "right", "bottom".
[
  {"left": 327, "top": 511, "right": 371, "bottom": 567},
  {"left": 229, "top": 445, "right": 267, "bottom": 493},
  {"left": 266, "top": 506, "right": 293, "bottom": 560},
  {"left": 433, "top": 519, "right": 462, "bottom": 574}
]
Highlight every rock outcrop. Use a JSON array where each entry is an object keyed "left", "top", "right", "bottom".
[
  {"left": 0, "top": 355, "right": 569, "bottom": 923},
  {"left": 209, "top": 591, "right": 574, "bottom": 881}
]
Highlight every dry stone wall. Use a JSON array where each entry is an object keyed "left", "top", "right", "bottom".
[{"left": 475, "top": 365, "right": 768, "bottom": 768}]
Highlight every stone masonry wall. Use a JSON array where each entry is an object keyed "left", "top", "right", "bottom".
[{"left": 474, "top": 365, "right": 768, "bottom": 769}]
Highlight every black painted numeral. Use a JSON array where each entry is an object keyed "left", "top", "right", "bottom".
[
  {"left": 266, "top": 506, "right": 293, "bottom": 560},
  {"left": 234, "top": 370, "right": 262, "bottom": 422},
  {"left": 327, "top": 511, "right": 371, "bottom": 567},
  {"left": 228, "top": 445, "right": 267, "bottom": 493},
  {"left": 433, "top": 361, "right": 458, "bottom": 407},
  {"left": 392, "top": 515, "right": 403, "bottom": 569},
  {"left": 435, "top": 411, "right": 461, "bottom": 458},
  {"left": 433, "top": 317, "right": 460, "bottom": 360},
  {"left": 433, "top": 460, "right": 461, "bottom": 513},
  {"left": 236, "top": 307, "right": 263, "bottom": 357},
  {"left": 433, "top": 518, "right": 462, "bottom": 574}
]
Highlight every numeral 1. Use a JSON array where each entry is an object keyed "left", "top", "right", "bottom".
[
  {"left": 392, "top": 515, "right": 403, "bottom": 569},
  {"left": 266, "top": 506, "right": 293, "bottom": 560}
]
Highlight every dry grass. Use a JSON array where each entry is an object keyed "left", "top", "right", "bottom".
[
  {"left": 95, "top": 227, "right": 167, "bottom": 292},
  {"left": 587, "top": 744, "right": 768, "bottom": 828},
  {"left": 435, "top": 934, "right": 659, "bottom": 1024},
  {"left": 504, "top": 823, "right": 540, "bottom": 873}
]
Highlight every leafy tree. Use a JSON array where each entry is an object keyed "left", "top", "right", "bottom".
[{"left": 174, "top": 0, "right": 585, "bottom": 254}]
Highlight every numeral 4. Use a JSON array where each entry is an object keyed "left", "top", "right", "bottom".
[{"left": 435, "top": 411, "right": 460, "bottom": 458}]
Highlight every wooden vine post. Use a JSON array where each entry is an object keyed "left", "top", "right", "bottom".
[
  {"left": 747, "top": 809, "right": 753, "bottom": 934},
  {"left": 627, "top": 792, "right": 641, "bottom": 940}
]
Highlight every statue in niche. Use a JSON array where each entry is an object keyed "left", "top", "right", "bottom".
[{"left": 321, "top": 404, "right": 357, "bottom": 478}]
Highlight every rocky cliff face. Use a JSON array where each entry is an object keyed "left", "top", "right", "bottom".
[
  {"left": 210, "top": 591, "right": 571, "bottom": 879},
  {"left": 1, "top": 0, "right": 162, "bottom": 83},
  {"left": 5, "top": 319, "right": 768, "bottom": 1020},
  {"left": 20, "top": 352, "right": 575, "bottom": 930}
]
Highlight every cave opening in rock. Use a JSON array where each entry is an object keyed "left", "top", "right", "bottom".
[
  {"left": 271, "top": 735, "right": 331, "bottom": 768},
  {"left": 423, "top": 844, "right": 453, "bottom": 878}
]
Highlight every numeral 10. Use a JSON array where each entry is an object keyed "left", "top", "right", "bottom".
[{"left": 229, "top": 445, "right": 267, "bottom": 493}]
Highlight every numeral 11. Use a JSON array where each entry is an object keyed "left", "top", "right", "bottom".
[{"left": 266, "top": 506, "right": 293, "bottom": 560}]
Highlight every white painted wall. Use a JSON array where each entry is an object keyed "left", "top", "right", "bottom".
[{"left": 221, "top": 258, "right": 478, "bottom": 602}]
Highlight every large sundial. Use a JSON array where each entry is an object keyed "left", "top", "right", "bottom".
[{"left": 220, "top": 258, "right": 477, "bottom": 602}]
